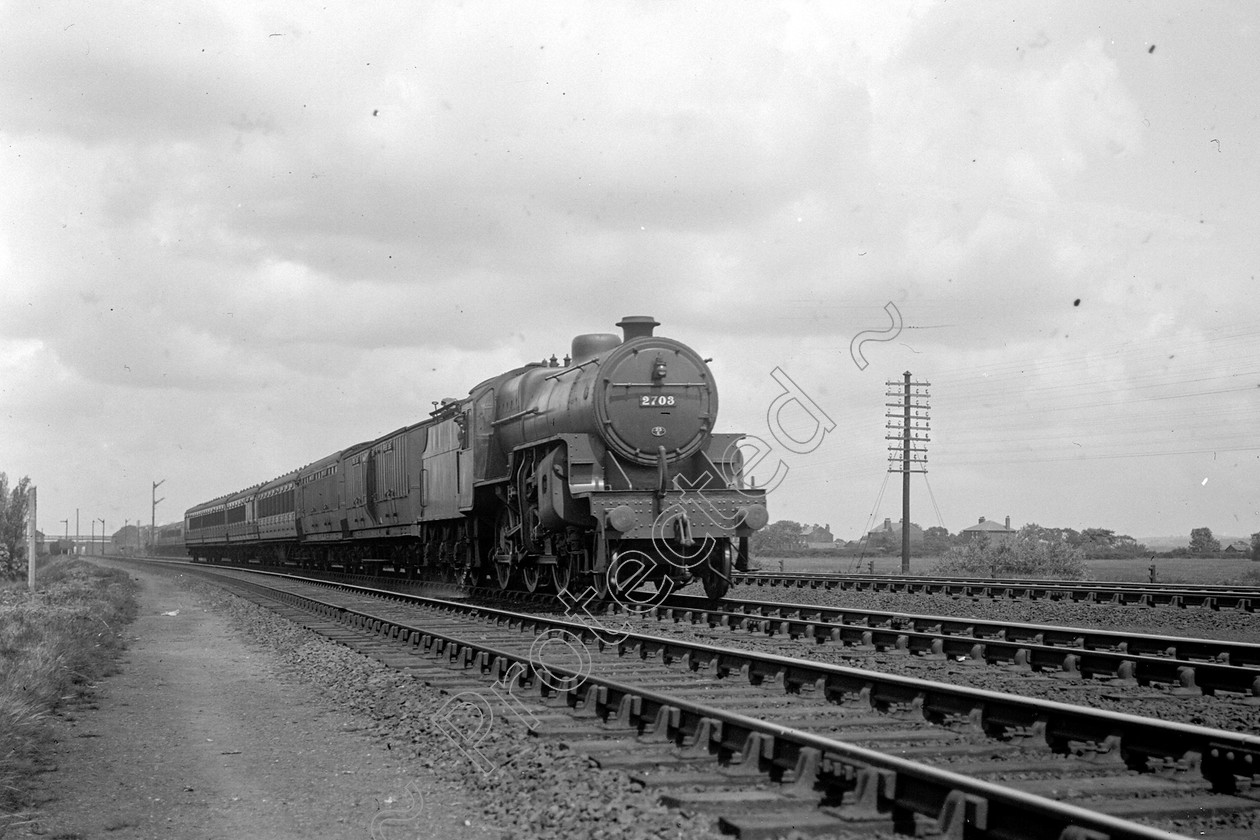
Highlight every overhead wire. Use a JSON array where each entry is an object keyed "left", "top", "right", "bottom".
[
  {"left": 851, "top": 470, "right": 892, "bottom": 572},
  {"left": 922, "top": 472, "right": 947, "bottom": 530}
]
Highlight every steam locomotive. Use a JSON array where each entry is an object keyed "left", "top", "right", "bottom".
[{"left": 184, "top": 316, "right": 768, "bottom": 599}]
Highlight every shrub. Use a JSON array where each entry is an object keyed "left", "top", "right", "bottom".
[
  {"left": 930, "top": 535, "right": 1088, "bottom": 580},
  {"left": 0, "top": 559, "right": 137, "bottom": 830}
]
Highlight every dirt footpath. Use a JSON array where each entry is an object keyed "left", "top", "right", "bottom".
[{"left": 25, "top": 560, "right": 497, "bottom": 840}]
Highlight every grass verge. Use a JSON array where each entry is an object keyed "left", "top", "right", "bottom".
[{"left": 0, "top": 560, "right": 138, "bottom": 836}]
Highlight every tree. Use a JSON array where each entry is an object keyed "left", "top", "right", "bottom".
[
  {"left": 1250, "top": 532, "right": 1260, "bottom": 563},
  {"left": 1080, "top": 528, "right": 1116, "bottom": 550},
  {"left": 1022, "top": 523, "right": 1082, "bottom": 547},
  {"left": 750, "top": 520, "right": 807, "bottom": 555},
  {"left": 923, "top": 526, "right": 951, "bottom": 553},
  {"left": 1079, "top": 527, "right": 1148, "bottom": 558},
  {"left": 0, "top": 472, "right": 33, "bottom": 578},
  {"left": 1189, "top": 527, "right": 1221, "bottom": 555},
  {"left": 1019, "top": 522, "right": 1057, "bottom": 544}
]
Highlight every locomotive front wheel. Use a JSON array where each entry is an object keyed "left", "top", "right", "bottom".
[
  {"left": 590, "top": 569, "right": 610, "bottom": 601},
  {"left": 495, "top": 508, "right": 520, "bottom": 590},
  {"left": 550, "top": 556, "right": 572, "bottom": 593},
  {"left": 591, "top": 550, "right": 632, "bottom": 602}
]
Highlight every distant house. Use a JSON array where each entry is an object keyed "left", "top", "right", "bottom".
[
  {"left": 867, "top": 517, "right": 924, "bottom": 547},
  {"left": 1224, "top": 540, "right": 1251, "bottom": 553},
  {"left": 801, "top": 523, "right": 836, "bottom": 551},
  {"left": 960, "top": 516, "right": 1016, "bottom": 542}
]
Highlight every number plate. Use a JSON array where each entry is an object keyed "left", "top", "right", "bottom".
[{"left": 639, "top": 394, "right": 676, "bottom": 407}]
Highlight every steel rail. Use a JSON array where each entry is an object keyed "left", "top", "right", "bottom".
[
  {"left": 142, "top": 555, "right": 1260, "bottom": 600},
  {"left": 645, "top": 593, "right": 1260, "bottom": 701},
  {"left": 153, "top": 555, "right": 1259, "bottom": 610},
  {"left": 204, "top": 569, "right": 1198, "bottom": 840},
  {"left": 661, "top": 592, "right": 1260, "bottom": 665},
  {"left": 735, "top": 571, "right": 1259, "bottom": 610},
  {"left": 743, "top": 570, "right": 1260, "bottom": 594}
]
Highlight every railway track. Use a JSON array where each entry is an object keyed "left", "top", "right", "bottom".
[
  {"left": 636, "top": 592, "right": 1260, "bottom": 703},
  {"left": 143, "top": 560, "right": 1260, "bottom": 840},
  {"left": 147, "top": 553, "right": 1260, "bottom": 611},
  {"left": 734, "top": 571, "right": 1260, "bottom": 610},
  {"left": 148, "top": 557, "right": 1260, "bottom": 701}
]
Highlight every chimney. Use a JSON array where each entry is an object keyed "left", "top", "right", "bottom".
[
  {"left": 884, "top": 517, "right": 891, "bottom": 530},
  {"left": 978, "top": 516, "right": 986, "bottom": 524},
  {"left": 1005, "top": 515, "right": 1011, "bottom": 530},
  {"left": 617, "top": 315, "right": 659, "bottom": 340}
]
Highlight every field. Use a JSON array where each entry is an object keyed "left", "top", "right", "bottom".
[{"left": 755, "top": 554, "right": 1260, "bottom": 586}]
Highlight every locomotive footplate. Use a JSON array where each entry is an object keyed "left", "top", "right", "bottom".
[{"left": 593, "top": 489, "right": 768, "bottom": 543}]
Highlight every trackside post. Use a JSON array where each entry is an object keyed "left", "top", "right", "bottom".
[{"left": 27, "top": 485, "right": 37, "bottom": 591}]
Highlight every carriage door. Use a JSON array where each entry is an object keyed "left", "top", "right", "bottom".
[{"left": 364, "top": 450, "right": 378, "bottom": 523}]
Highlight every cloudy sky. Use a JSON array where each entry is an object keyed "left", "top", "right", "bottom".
[{"left": 3, "top": 1, "right": 1257, "bottom": 545}]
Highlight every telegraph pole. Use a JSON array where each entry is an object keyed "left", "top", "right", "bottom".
[
  {"left": 26, "top": 486, "right": 37, "bottom": 590},
  {"left": 151, "top": 479, "right": 165, "bottom": 554},
  {"left": 885, "top": 372, "right": 931, "bottom": 573}
]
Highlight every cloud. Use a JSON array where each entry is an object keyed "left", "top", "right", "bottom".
[{"left": 2, "top": 2, "right": 1257, "bottom": 538}]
